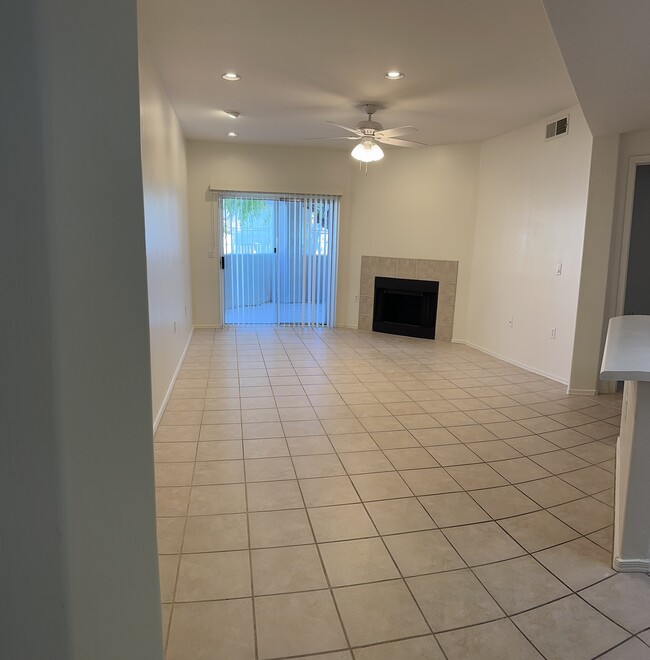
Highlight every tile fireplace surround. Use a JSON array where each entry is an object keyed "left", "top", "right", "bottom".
[{"left": 358, "top": 256, "right": 458, "bottom": 341}]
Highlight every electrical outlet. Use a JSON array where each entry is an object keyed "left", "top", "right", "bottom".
[
  {"left": 555, "top": 263, "right": 562, "bottom": 276},
  {"left": 550, "top": 327, "right": 557, "bottom": 339},
  {"left": 507, "top": 317, "right": 513, "bottom": 327},
  {"left": 354, "top": 294, "right": 359, "bottom": 303},
  {"left": 208, "top": 248, "right": 214, "bottom": 258}
]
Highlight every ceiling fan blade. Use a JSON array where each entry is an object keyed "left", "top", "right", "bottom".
[
  {"left": 375, "top": 126, "right": 418, "bottom": 139},
  {"left": 376, "top": 136, "right": 427, "bottom": 148},
  {"left": 326, "top": 121, "right": 363, "bottom": 136},
  {"left": 305, "top": 136, "right": 360, "bottom": 141}
]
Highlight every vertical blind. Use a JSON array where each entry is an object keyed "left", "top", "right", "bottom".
[{"left": 212, "top": 190, "right": 340, "bottom": 327}]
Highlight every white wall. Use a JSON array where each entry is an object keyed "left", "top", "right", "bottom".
[
  {"left": 466, "top": 106, "right": 593, "bottom": 383},
  {"left": 139, "top": 37, "right": 193, "bottom": 424},
  {"left": 1, "top": 1, "right": 162, "bottom": 657},
  {"left": 345, "top": 145, "right": 481, "bottom": 335},
  {"left": 186, "top": 140, "right": 351, "bottom": 326}
]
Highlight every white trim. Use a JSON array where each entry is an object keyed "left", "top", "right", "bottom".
[
  {"left": 153, "top": 328, "right": 194, "bottom": 432},
  {"left": 616, "top": 155, "right": 650, "bottom": 316},
  {"left": 192, "top": 324, "right": 222, "bottom": 329},
  {"left": 335, "top": 323, "right": 358, "bottom": 330},
  {"left": 452, "top": 338, "right": 568, "bottom": 385},
  {"left": 567, "top": 387, "right": 599, "bottom": 396},
  {"left": 613, "top": 556, "right": 650, "bottom": 572}
]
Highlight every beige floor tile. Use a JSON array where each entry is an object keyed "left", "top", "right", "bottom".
[
  {"left": 242, "top": 421, "right": 284, "bottom": 439},
  {"left": 308, "top": 503, "right": 378, "bottom": 542},
  {"left": 246, "top": 479, "right": 304, "bottom": 511},
  {"left": 420, "top": 492, "right": 490, "bottom": 527},
  {"left": 156, "top": 486, "right": 190, "bottom": 517},
  {"left": 384, "top": 529, "right": 465, "bottom": 576},
  {"left": 534, "top": 537, "right": 616, "bottom": 590},
  {"left": 437, "top": 618, "right": 542, "bottom": 660},
  {"left": 516, "top": 475, "right": 584, "bottom": 507},
  {"left": 530, "top": 449, "right": 590, "bottom": 474},
  {"left": 408, "top": 569, "right": 503, "bottom": 632},
  {"left": 300, "top": 476, "right": 360, "bottom": 507},
  {"left": 600, "top": 638, "right": 650, "bottom": 659},
  {"left": 154, "top": 442, "right": 197, "bottom": 463},
  {"left": 568, "top": 440, "right": 616, "bottom": 464},
  {"left": 321, "top": 417, "right": 366, "bottom": 435},
  {"left": 161, "top": 603, "right": 172, "bottom": 644},
  {"left": 366, "top": 497, "right": 436, "bottom": 534},
  {"left": 183, "top": 513, "right": 248, "bottom": 552},
  {"left": 158, "top": 554, "right": 179, "bottom": 602},
  {"left": 352, "top": 636, "right": 444, "bottom": 660},
  {"left": 489, "top": 457, "right": 551, "bottom": 484},
  {"left": 201, "top": 409, "right": 241, "bottom": 425},
  {"left": 161, "top": 410, "right": 204, "bottom": 426},
  {"left": 549, "top": 496, "right": 613, "bottom": 534},
  {"left": 244, "top": 456, "right": 296, "bottom": 482},
  {"left": 482, "top": 421, "right": 530, "bottom": 439},
  {"left": 426, "top": 444, "right": 482, "bottom": 466},
  {"left": 243, "top": 438, "right": 289, "bottom": 458},
  {"left": 448, "top": 424, "right": 499, "bottom": 443},
  {"left": 499, "top": 510, "right": 579, "bottom": 552},
  {"left": 191, "top": 460, "right": 244, "bottom": 485},
  {"left": 400, "top": 467, "right": 462, "bottom": 495},
  {"left": 339, "top": 450, "right": 394, "bottom": 474},
  {"left": 320, "top": 537, "right": 399, "bottom": 587},
  {"left": 588, "top": 525, "right": 614, "bottom": 551},
  {"left": 166, "top": 600, "right": 255, "bottom": 660},
  {"left": 504, "top": 435, "right": 558, "bottom": 455},
  {"left": 241, "top": 407, "right": 280, "bottom": 423},
  {"left": 328, "top": 432, "right": 379, "bottom": 453},
  {"left": 175, "top": 550, "right": 251, "bottom": 601},
  {"left": 466, "top": 439, "right": 522, "bottom": 461},
  {"left": 560, "top": 465, "right": 614, "bottom": 494},
  {"left": 351, "top": 472, "right": 412, "bottom": 501},
  {"left": 513, "top": 595, "right": 628, "bottom": 660},
  {"left": 155, "top": 462, "right": 194, "bottom": 487},
  {"left": 199, "top": 424, "right": 242, "bottom": 441},
  {"left": 542, "top": 427, "right": 593, "bottom": 448},
  {"left": 469, "top": 485, "right": 539, "bottom": 519},
  {"left": 282, "top": 419, "right": 326, "bottom": 437},
  {"left": 285, "top": 434, "right": 335, "bottom": 456},
  {"left": 187, "top": 484, "right": 246, "bottom": 515},
  {"left": 445, "top": 464, "right": 508, "bottom": 490},
  {"left": 249, "top": 509, "right": 314, "bottom": 548},
  {"left": 251, "top": 544, "right": 327, "bottom": 595},
  {"left": 195, "top": 440, "right": 242, "bottom": 461},
  {"left": 255, "top": 590, "right": 347, "bottom": 659},
  {"left": 334, "top": 579, "right": 429, "bottom": 646},
  {"left": 155, "top": 425, "right": 200, "bottom": 443},
  {"left": 361, "top": 416, "right": 405, "bottom": 433},
  {"left": 412, "top": 427, "right": 461, "bottom": 446},
  {"left": 474, "top": 555, "right": 570, "bottom": 614},
  {"left": 581, "top": 574, "right": 650, "bottom": 633},
  {"left": 443, "top": 522, "right": 525, "bottom": 566},
  {"left": 314, "top": 405, "right": 356, "bottom": 419},
  {"left": 293, "top": 454, "right": 345, "bottom": 478},
  {"left": 370, "top": 429, "right": 419, "bottom": 449},
  {"left": 383, "top": 447, "right": 438, "bottom": 470},
  {"left": 157, "top": 517, "right": 185, "bottom": 554}
]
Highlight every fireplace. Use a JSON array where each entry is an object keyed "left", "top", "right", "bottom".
[{"left": 373, "top": 276, "right": 439, "bottom": 339}]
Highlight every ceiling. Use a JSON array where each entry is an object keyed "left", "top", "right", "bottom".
[
  {"left": 138, "top": 0, "right": 578, "bottom": 148},
  {"left": 543, "top": 0, "right": 650, "bottom": 137}
]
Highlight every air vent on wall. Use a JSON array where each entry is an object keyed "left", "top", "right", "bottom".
[{"left": 546, "top": 115, "right": 569, "bottom": 140}]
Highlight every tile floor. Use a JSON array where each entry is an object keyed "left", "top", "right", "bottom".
[{"left": 154, "top": 326, "right": 650, "bottom": 660}]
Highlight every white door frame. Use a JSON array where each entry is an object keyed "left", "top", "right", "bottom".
[{"left": 616, "top": 155, "right": 650, "bottom": 316}]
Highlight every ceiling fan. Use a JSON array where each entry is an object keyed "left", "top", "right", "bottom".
[{"left": 310, "top": 104, "right": 427, "bottom": 163}]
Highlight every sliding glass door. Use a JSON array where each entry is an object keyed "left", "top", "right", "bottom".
[{"left": 216, "top": 191, "right": 339, "bottom": 326}]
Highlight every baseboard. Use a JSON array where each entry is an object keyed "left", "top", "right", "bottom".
[
  {"left": 193, "top": 324, "right": 222, "bottom": 329},
  {"left": 613, "top": 556, "right": 650, "bottom": 572},
  {"left": 452, "top": 338, "right": 568, "bottom": 385},
  {"left": 567, "top": 387, "right": 599, "bottom": 396},
  {"left": 335, "top": 323, "right": 358, "bottom": 330},
  {"left": 153, "top": 328, "right": 194, "bottom": 432}
]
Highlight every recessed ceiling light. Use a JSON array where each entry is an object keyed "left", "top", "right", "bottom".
[
  {"left": 385, "top": 71, "right": 404, "bottom": 80},
  {"left": 227, "top": 131, "right": 239, "bottom": 137},
  {"left": 224, "top": 110, "right": 240, "bottom": 119},
  {"left": 222, "top": 72, "right": 241, "bottom": 81}
]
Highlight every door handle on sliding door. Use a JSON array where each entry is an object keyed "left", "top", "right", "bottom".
[{"left": 220, "top": 256, "right": 225, "bottom": 270}]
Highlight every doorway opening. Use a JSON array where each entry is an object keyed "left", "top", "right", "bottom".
[{"left": 214, "top": 191, "right": 340, "bottom": 326}]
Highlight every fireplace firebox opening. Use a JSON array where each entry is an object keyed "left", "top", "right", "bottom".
[{"left": 373, "top": 277, "right": 439, "bottom": 339}]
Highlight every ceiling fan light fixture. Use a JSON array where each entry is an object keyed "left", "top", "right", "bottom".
[
  {"left": 224, "top": 110, "right": 240, "bottom": 119},
  {"left": 384, "top": 71, "right": 404, "bottom": 80},
  {"left": 227, "top": 131, "right": 239, "bottom": 137},
  {"left": 222, "top": 72, "right": 241, "bottom": 81},
  {"left": 351, "top": 137, "right": 384, "bottom": 162}
]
